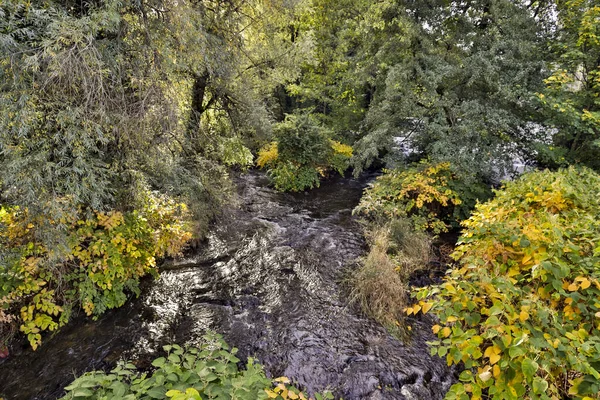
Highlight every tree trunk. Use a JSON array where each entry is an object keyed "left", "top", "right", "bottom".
[{"left": 187, "top": 71, "right": 210, "bottom": 140}]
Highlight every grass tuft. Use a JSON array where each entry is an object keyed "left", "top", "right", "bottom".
[{"left": 348, "top": 219, "right": 431, "bottom": 338}]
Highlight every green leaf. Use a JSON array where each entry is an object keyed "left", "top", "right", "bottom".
[
  {"left": 521, "top": 358, "right": 538, "bottom": 381},
  {"left": 146, "top": 386, "right": 167, "bottom": 399},
  {"left": 152, "top": 357, "right": 166, "bottom": 368},
  {"left": 532, "top": 377, "right": 548, "bottom": 394},
  {"left": 508, "top": 346, "right": 526, "bottom": 358},
  {"left": 72, "top": 388, "right": 94, "bottom": 397},
  {"left": 459, "top": 370, "right": 473, "bottom": 382},
  {"left": 110, "top": 382, "right": 127, "bottom": 397}
]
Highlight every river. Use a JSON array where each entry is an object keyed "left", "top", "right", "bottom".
[{"left": 0, "top": 172, "right": 454, "bottom": 399}]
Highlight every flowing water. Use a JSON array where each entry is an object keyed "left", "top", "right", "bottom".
[{"left": 0, "top": 172, "right": 454, "bottom": 400}]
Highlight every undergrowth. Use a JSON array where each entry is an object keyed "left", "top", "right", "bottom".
[
  {"left": 0, "top": 190, "right": 192, "bottom": 350},
  {"left": 347, "top": 219, "right": 431, "bottom": 338},
  {"left": 60, "top": 331, "right": 333, "bottom": 400}
]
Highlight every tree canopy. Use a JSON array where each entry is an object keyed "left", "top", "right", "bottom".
[{"left": 2, "top": 0, "right": 599, "bottom": 207}]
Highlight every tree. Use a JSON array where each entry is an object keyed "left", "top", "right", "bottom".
[
  {"left": 0, "top": 0, "right": 303, "bottom": 233},
  {"left": 536, "top": 0, "right": 600, "bottom": 170},
  {"left": 351, "top": 0, "right": 548, "bottom": 182}
]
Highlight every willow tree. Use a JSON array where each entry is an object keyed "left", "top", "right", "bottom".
[{"left": 0, "top": 0, "right": 303, "bottom": 237}]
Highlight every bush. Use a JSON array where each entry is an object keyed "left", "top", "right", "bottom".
[
  {"left": 256, "top": 114, "right": 353, "bottom": 192},
  {"left": 0, "top": 191, "right": 192, "bottom": 350},
  {"left": 354, "top": 161, "right": 490, "bottom": 234},
  {"left": 411, "top": 167, "right": 600, "bottom": 399},
  {"left": 60, "top": 331, "right": 333, "bottom": 400},
  {"left": 348, "top": 220, "right": 430, "bottom": 338}
]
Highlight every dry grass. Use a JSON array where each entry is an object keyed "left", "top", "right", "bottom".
[
  {"left": 348, "top": 220, "right": 431, "bottom": 338},
  {"left": 387, "top": 218, "right": 431, "bottom": 280}
]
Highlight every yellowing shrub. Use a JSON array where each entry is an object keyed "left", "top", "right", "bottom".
[
  {"left": 329, "top": 139, "right": 353, "bottom": 157},
  {"left": 354, "top": 162, "right": 465, "bottom": 233},
  {"left": 256, "top": 141, "right": 279, "bottom": 168},
  {"left": 412, "top": 167, "right": 600, "bottom": 399},
  {"left": 0, "top": 191, "right": 192, "bottom": 349}
]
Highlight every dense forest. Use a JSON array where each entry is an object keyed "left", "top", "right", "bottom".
[{"left": 1, "top": 0, "right": 600, "bottom": 399}]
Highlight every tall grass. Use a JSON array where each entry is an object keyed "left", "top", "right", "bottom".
[{"left": 348, "top": 219, "right": 431, "bottom": 338}]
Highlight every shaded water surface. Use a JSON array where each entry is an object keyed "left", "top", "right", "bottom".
[{"left": 0, "top": 172, "right": 454, "bottom": 399}]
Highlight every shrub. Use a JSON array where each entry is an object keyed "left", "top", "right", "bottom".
[
  {"left": 60, "top": 331, "right": 333, "bottom": 400},
  {"left": 348, "top": 220, "right": 430, "bottom": 338},
  {"left": 411, "top": 167, "right": 600, "bottom": 399},
  {"left": 256, "top": 115, "right": 353, "bottom": 192},
  {"left": 0, "top": 191, "right": 192, "bottom": 350},
  {"left": 354, "top": 161, "right": 490, "bottom": 234},
  {"left": 270, "top": 162, "right": 322, "bottom": 193},
  {"left": 256, "top": 142, "right": 279, "bottom": 169}
]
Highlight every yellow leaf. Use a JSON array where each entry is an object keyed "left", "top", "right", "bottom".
[
  {"left": 274, "top": 377, "right": 291, "bottom": 384},
  {"left": 479, "top": 371, "right": 492, "bottom": 382},
  {"left": 489, "top": 353, "right": 501, "bottom": 365},
  {"left": 288, "top": 391, "right": 299, "bottom": 400},
  {"left": 568, "top": 379, "right": 583, "bottom": 396},
  {"left": 581, "top": 278, "right": 591, "bottom": 290},
  {"left": 519, "top": 310, "right": 529, "bottom": 322},
  {"left": 421, "top": 302, "right": 433, "bottom": 314},
  {"left": 493, "top": 364, "right": 501, "bottom": 378},
  {"left": 432, "top": 325, "right": 441, "bottom": 334},
  {"left": 441, "top": 327, "right": 452, "bottom": 338},
  {"left": 568, "top": 283, "right": 579, "bottom": 291}
]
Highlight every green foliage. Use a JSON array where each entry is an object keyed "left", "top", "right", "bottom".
[
  {"left": 411, "top": 167, "right": 600, "bottom": 399},
  {"left": 0, "top": 191, "right": 192, "bottom": 350},
  {"left": 288, "top": 0, "right": 549, "bottom": 180},
  {"left": 269, "top": 162, "right": 322, "bottom": 193},
  {"left": 60, "top": 332, "right": 333, "bottom": 400},
  {"left": 536, "top": 0, "right": 600, "bottom": 171},
  {"left": 0, "top": 0, "right": 307, "bottom": 349},
  {"left": 286, "top": 0, "right": 372, "bottom": 136},
  {"left": 256, "top": 114, "right": 353, "bottom": 192},
  {"left": 354, "top": 161, "right": 490, "bottom": 234},
  {"left": 0, "top": 0, "right": 306, "bottom": 247}
]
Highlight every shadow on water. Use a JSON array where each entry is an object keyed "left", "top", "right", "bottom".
[{"left": 0, "top": 171, "right": 455, "bottom": 400}]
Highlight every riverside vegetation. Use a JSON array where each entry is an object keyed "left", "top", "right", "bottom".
[
  {"left": 60, "top": 332, "right": 333, "bottom": 400},
  {"left": 2, "top": 0, "right": 600, "bottom": 399}
]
